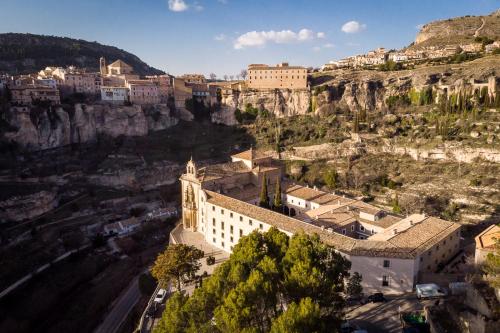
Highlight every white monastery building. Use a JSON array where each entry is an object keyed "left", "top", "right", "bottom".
[{"left": 179, "top": 149, "right": 461, "bottom": 295}]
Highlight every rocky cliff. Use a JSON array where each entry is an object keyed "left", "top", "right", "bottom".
[
  {"left": 312, "top": 56, "right": 499, "bottom": 115},
  {"left": 212, "top": 88, "right": 311, "bottom": 125},
  {"left": 213, "top": 56, "right": 499, "bottom": 125},
  {"left": 1, "top": 103, "right": 178, "bottom": 151}
]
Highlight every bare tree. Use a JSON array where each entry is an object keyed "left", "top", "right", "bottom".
[
  {"left": 240, "top": 69, "right": 248, "bottom": 80},
  {"left": 209, "top": 73, "right": 217, "bottom": 81},
  {"left": 236, "top": 74, "right": 241, "bottom": 80},
  {"left": 229, "top": 75, "right": 234, "bottom": 81},
  {"left": 223, "top": 75, "right": 228, "bottom": 81}
]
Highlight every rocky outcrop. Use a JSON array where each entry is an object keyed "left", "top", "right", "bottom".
[
  {"left": 312, "top": 56, "right": 499, "bottom": 115},
  {"left": 0, "top": 190, "right": 58, "bottom": 222},
  {"left": 87, "top": 159, "right": 182, "bottom": 189},
  {"left": 213, "top": 88, "right": 311, "bottom": 125},
  {"left": 1, "top": 103, "right": 178, "bottom": 151}
]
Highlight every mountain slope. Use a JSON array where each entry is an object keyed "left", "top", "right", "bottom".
[
  {"left": 410, "top": 9, "right": 500, "bottom": 49},
  {"left": 0, "top": 33, "right": 165, "bottom": 75}
]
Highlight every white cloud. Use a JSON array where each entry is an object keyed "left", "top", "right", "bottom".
[
  {"left": 341, "top": 21, "right": 366, "bottom": 34},
  {"left": 317, "top": 32, "right": 326, "bottom": 39},
  {"left": 234, "top": 28, "right": 321, "bottom": 49},
  {"left": 214, "top": 34, "right": 226, "bottom": 41},
  {"left": 168, "top": 0, "right": 188, "bottom": 12},
  {"left": 193, "top": 1, "right": 203, "bottom": 11},
  {"left": 313, "top": 43, "right": 335, "bottom": 52}
]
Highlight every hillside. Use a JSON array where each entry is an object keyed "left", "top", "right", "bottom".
[
  {"left": 0, "top": 33, "right": 165, "bottom": 75},
  {"left": 410, "top": 9, "right": 500, "bottom": 49}
]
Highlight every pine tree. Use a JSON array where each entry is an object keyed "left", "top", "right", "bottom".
[
  {"left": 273, "top": 177, "right": 282, "bottom": 212},
  {"left": 259, "top": 175, "right": 269, "bottom": 208}
]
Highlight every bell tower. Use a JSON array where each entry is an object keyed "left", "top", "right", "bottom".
[
  {"left": 100, "top": 57, "right": 107, "bottom": 76},
  {"left": 182, "top": 157, "right": 199, "bottom": 231}
]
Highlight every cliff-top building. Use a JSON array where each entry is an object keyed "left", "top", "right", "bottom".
[
  {"left": 180, "top": 150, "right": 461, "bottom": 295},
  {"left": 247, "top": 63, "right": 307, "bottom": 90}
]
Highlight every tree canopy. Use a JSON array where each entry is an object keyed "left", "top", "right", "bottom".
[
  {"left": 154, "top": 228, "right": 351, "bottom": 333},
  {"left": 151, "top": 244, "right": 205, "bottom": 291}
]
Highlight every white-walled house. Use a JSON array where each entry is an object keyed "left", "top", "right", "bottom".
[{"left": 179, "top": 149, "right": 461, "bottom": 295}]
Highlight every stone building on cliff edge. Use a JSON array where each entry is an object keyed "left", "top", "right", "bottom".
[{"left": 179, "top": 149, "right": 462, "bottom": 295}]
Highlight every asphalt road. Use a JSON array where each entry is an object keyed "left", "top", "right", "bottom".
[
  {"left": 94, "top": 276, "right": 141, "bottom": 333},
  {"left": 346, "top": 294, "right": 433, "bottom": 333}
]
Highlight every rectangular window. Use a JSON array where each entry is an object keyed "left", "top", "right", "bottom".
[
  {"left": 360, "top": 225, "right": 365, "bottom": 232},
  {"left": 221, "top": 209, "right": 224, "bottom": 215},
  {"left": 230, "top": 225, "right": 234, "bottom": 234},
  {"left": 240, "top": 229, "right": 243, "bottom": 237},
  {"left": 239, "top": 216, "right": 243, "bottom": 222},
  {"left": 230, "top": 236, "right": 234, "bottom": 243},
  {"left": 382, "top": 276, "right": 389, "bottom": 286},
  {"left": 259, "top": 223, "right": 263, "bottom": 230},
  {"left": 213, "top": 237, "right": 216, "bottom": 243},
  {"left": 221, "top": 221, "right": 225, "bottom": 230},
  {"left": 212, "top": 229, "right": 216, "bottom": 234},
  {"left": 212, "top": 218, "right": 215, "bottom": 226},
  {"left": 221, "top": 241, "right": 225, "bottom": 248},
  {"left": 212, "top": 206, "right": 215, "bottom": 211},
  {"left": 383, "top": 260, "right": 390, "bottom": 268},
  {"left": 249, "top": 219, "right": 253, "bottom": 226},
  {"left": 342, "top": 229, "right": 346, "bottom": 235},
  {"left": 221, "top": 232, "right": 225, "bottom": 238},
  {"left": 230, "top": 212, "right": 233, "bottom": 218},
  {"left": 351, "top": 225, "right": 354, "bottom": 231}
]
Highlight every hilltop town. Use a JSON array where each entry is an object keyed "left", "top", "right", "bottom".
[{"left": 0, "top": 8, "right": 499, "bottom": 333}]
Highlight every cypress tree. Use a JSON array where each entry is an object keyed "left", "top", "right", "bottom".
[
  {"left": 259, "top": 175, "right": 269, "bottom": 208},
  {"left": 273, "top": 177, "right": 282, "bottom": 212}
]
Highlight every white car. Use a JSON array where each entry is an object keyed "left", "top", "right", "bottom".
[
  {"left": 154, "top": 288, "right": 167, "bottom": 303},
  {"left": 416, "top": 283, "right": 447, "bottom": 299}
]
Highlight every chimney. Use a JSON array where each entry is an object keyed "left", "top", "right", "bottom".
[{"left": 393, "top": 228, "right": 398, "bottom": 235}]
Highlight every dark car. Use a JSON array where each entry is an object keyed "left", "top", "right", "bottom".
[{"left": 367, "top": 292, "right": 387, "bottom": 303}]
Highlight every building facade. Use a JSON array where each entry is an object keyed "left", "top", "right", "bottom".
[
  {"left": 10, "top": 85, "right": 61, "bottom": 105},
  {"left": 127, "top": 79, "right": 160, "bottom": 105},
  {"left": 100, "top": 86, "right": 129, "bottom": 103},
  {"left": 247, "top": 63, "right": 307, "bottom": 90},
  {"left": 179, "top": 150, "right": 461, "bottom": 295}
]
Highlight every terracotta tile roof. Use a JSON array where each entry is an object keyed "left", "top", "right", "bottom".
[
  {"left": 205, "top": 190, "right": 459, "bottom": 259},
  {"left": 474, "top": 224, "right": 500, "bottom": 250},
  {"left": 198, "top": 161, "right": 250, "bottom": 181},
  {"left": 231, "top": 148, "right": 270, "bottom": 161}
]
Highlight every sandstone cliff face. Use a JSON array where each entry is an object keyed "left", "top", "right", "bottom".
[{"left": 1, "top": 103, "right": 178, "bottom": 151}]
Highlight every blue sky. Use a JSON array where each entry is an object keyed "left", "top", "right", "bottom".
[{"left": 0, "top": 0, "right": 498, "bottom": 76}]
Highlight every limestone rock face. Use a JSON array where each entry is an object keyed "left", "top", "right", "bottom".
[
  {"left": 0, "top": 190, "right": 58, "bottom": 222},
  {"left": 213, "top": 88, "right": 311, "bottom": 125},
  {"left": 1, "top": 103, "right": 178, "bottom": 151}
]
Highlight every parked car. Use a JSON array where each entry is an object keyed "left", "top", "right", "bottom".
[
  {"left": 416, "top": 284, "right": 447, "bottom": 299},
  {"left": 346, "top": 294, "right": 367, "bottom": 306},
  {"left": 367, "top": 292, "right": 387, "bottom": 303},
  {"left": 154, "top": 288, "right": 167, "bottom": 303}
]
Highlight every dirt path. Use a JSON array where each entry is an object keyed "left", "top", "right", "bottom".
[{"left": 474, "top": 17, "right": 486, "bottom": 37}]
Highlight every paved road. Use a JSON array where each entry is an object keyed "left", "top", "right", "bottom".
[
  {"left": 94, "top": 276, "right": 141, "bottom": 333},
  {"left": 346, "top": 294, "right": 433, "bottom": 333}
]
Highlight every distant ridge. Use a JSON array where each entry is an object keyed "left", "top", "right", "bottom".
[
  {"left": 0, "top": 33, "right": 165, "bottom": 75},
  {"left": 410, "top": 10, "right": 500, "bottom": 49}
]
